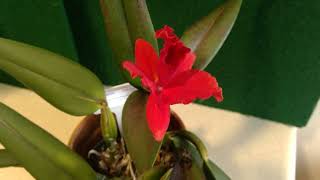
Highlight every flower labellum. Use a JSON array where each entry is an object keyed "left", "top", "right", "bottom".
[{"left": 122, "top": 25, "right": 223, "bottom": 141}]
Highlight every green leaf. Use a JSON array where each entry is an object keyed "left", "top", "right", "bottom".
[
  {"left": 122, "top": 91, "right": 161, "bottom": 173},
  {"left": 0, "top": 37, "right": 105, "bottom": 116},
  {"left": 170, "top": 136, "right": 206, "bottom": 180},
  {"left": 99, "top": 0, "right": 134, "bottom": 64},
  {"left": 122, "top": 0, "right": 159, "bottom": 52},
  {"left": 169, "top": 135, "right": 203, "bottom": 167},
  {"left": 0, "top": 149, "right": 20, "bottom": 167},
  {"left": 187, "top": 163, "right": 207, "bottom": 180},
  {"left": 160, "top": 168, "right": 173, "bottom": 180},
  {"left": 169, "top": 131, "right": 230, "bottom": 180},
  {"left": 139, "top": 166, "right": 166, "bottom": 180},
  {"left": 169, "top": 130, "right": 209, "bottom": 161},
  {"left": 181, "top": 0, "right": 242, "bottom": 70},
  {"left": 100, "top": 0, "right": 160, "bottom": 60},
  {"left": 0, "top": 102, "right": 96, "bottom": 180},
  {"left": 204, "top": 160, "right": 230, "bottom": 180},
  {"left": 99, "top": 0, "right": 158, "bottom": 88}
]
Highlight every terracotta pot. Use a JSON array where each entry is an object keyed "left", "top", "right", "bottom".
[{"left": 68, "top": 84, "right": 185, "bottom": 160}]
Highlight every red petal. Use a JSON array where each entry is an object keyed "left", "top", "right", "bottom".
[
  {"left": 174, "top": 51, "right": 196, "bottom": 74},
  {"left": 156, "top": 25, "right": 179, "bottom": 43},
  {"left": 162, "top": 41, "right": 193, "bottom": 68},
  {"left": 156, "top": 26, "right": 191, "bottom": 67},
  {"left": 122, "top": 61, "right": 144, "bottom": 79},
  {"left": 146, "top": 93, "right": 170, "bottom": 141},
  {"left": 156, "top": 26, "right": 196, "bottom": 85},
  {"left": 122, "top": 61, "right": 155, "bottom": 90},
  {"left": 163, "top": 70, "right": 223, "bottom": 104},
  {"left": 135, "top": 39, "right": 159, "bottom": 83}
]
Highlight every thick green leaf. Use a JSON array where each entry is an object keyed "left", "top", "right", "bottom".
[
  {"left": 99, "top": 0, "right": 145, "bottom": 87},
  {"left": 122, "top": 0, "right": 159, "bottom": 52},
  {"left": 122, "top": 91, "right": 161, "bottom": 173},
  {"left": 170, "top": 136, "right": 206, "bottom": 180},
  {"left": 100, "top": 0, "right": 159, "bottom": 60},
  {"left": 0, "top": 149, "right": 20, "bottom": 167},
  {"left": 170, "top": 130, "right": 209, "bottom": 160},
  {"left": 0, "top": 102, "right": 96, "bottom": 180},
  {"left": 169, "top": 135, "right": 203, "bottom": 167},
  {"left": 170, "top": 131, "right": 229, "bottom": 180},
  {"left": 186, "top": 162, "right": 207, "bottom": 180},
  {"left": 0, "top": 37, "right": 105, "bottom": 116},
  {"left": 204, "top": 160, "right": 230, "bottom": 180},
  {"left": 160, "top": 168, "right": 173, "bottom": 180},
  {"left": 99, "top": 0, "right": 134, "bottom": 64},
  {"left": 181, "top": 0, "right": 242, "bottom": 70},
  {"left": 139, "top": 166, "right": 166, "bottom": 180}
]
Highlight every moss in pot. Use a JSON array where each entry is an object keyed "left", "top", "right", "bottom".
[{"left": 0, "top": 0, "right": 241, "bottom": 179}]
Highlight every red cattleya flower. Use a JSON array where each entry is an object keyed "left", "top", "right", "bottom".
[{"left": 122, "top": 25, "right": 223, "bottom": 141}]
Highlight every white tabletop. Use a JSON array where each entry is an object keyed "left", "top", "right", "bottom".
[{"left": 0, "top": 83, "right": 297, "bottom": 180}]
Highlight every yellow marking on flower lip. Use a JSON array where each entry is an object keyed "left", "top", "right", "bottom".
[
  {"left": 153, "top": 73, "right": 159, "bottom": 83},
  {"left": 156, "top": 86, "right": 163, "bottom": 94}
]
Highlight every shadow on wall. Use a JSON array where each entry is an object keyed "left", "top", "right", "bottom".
[{"left": 297, "top": 98, "right": 320, "bottom": 180}]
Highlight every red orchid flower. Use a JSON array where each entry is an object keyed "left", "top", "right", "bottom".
[{"left": 122, "top": 25, "right": 223, "bottom": 141}]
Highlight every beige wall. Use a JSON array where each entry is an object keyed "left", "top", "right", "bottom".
[{"left": 297, "top": 99, "right": 320, "bottom": 180}]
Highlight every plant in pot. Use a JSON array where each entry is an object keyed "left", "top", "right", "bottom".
[{"left": 0, "top": 0, "right": 241, "bottom": 179}]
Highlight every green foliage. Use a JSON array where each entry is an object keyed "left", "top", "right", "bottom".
[
  {"left": 0, "top": 102, "right": 96, "bottom": 180},
  {"left": 159, "top": 168, "right": 173, "bottom": 180},
  {"left": 100, "top": 0, "right": 158, "bottom": 88},
  {"left": 122, "top": 91, "right": 161, "bottom": 173},
  {"left": 169, "top": 130, "right": 209, "bottom": 160},
  {"left": 122, "top": 0, "right": 159, "bottom": 52},
  {"left": 181, "top": 0, "right": 242, "bottom": 70},
  {"left": 99, "top": 0, "right": 136, "bottom": 86},
  {"left": 0, "top": 37, "right": 105, "bottom": 116},
  {"left": 0, "top": 149, "right": 20, "bottom": 167},
  {"left": 168, "top": 131, "right": 230, "bottom": 180},
  {"left": 169, "top": 136, "right": 206, "bottom": 180},
  {"left": 204, "top": 160, "right": 231, "bottom": 180},
  {"left": 100, "top": 0, "right": 134, "bottom": 62},
  {"left": 139, "top": 167, "right": 167, "bottom": 180}
]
